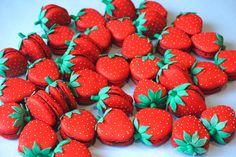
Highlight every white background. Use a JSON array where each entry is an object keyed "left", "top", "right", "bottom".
[{"left": 0, "top": 0, "right": 236, "bottom": 157}]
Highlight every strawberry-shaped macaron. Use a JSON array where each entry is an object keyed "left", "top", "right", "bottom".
[
  {"left": 102, "top": 0, "right": 136, "bottom": 20},
  {"left": 106, "top": 18, "right": 136, "bottom": 47},
  {"left": 18, "top": 32, "right": 52, "bottom": 62},
  {"left": 133, "top": 10, "right": 166, "bottom": 38},
  {"left": 156, "top": 62, "right": 193, "bottom": 90},
  {"left": 0, "top": 103, "right": 31, "bottom": 139},
  {"left": 155, "top": 26, "right": 192, "bottom": 55},
  {"left": 0, "top": 78, "right": 36, "bottom": 104},
  {"left": 214, "top": 50, "right": 236, "bottom": 80},
  {"left": 121, "top": 34, "right": 153, "bottom": 59},
  {"left": 71, "top": 8, "right": 106, "bottom": 32},
  {"left": 42, "top": 25, "right": 74, "bottom": 55},
  {"left": 138, "top": 0, "right": 167, "bottom": 19},
  {"left": 35, "top": 4, "right": 71, "bottom": 31},
  {"left": 167, "top": 83, "right": 206, "bottom": 117},
  {"left": 68, "top": 69, "right": 108, "bottom": 105},
  {"left": 0, "top": 48, "right": 27, "bottom": 78},
  {"left": 96, "top": 53, "right": 129, "bottom": 86},
  {"left": 133, "top": 79, "right": 167, "bottom": 110},
  {"left": 18, "top": 120, "right": 58, "bottom": 156},
  {"left": 26, "top": 58, "right": 60, "bottom": 88},
  {"left": 201, "top": 105, "right": 236, "bottom": 144},
  {"left": 191, "top": 32, "right": 225, "bottom": 59},
  {"left": 163, "top": 49, "right": 196, "bottom": 70},
  {"left": 130, "top": 53, "right": 161, "bottom": 83},
  {"left": 52, "top": 139, "right": 92, "bottom": 157},
  {"left": 60, "top": 109, "right": 96, "bottom": 147},
  {"left": 91, "top": 86, "right": 133, "bottom": 115},
  {"left": 96, "top": 108, "right": 134, "bottom": 146},
  {"left": 134, "top": 108, "right": 173, "bottom": 146},
  {"left": 84, "top": 25, "right": 111, "bottom": 53},
  {"left": 190, "top": 61, "right": 228, "bottom": 94},
  {"left": 45, "top": 77, "right": 77, "bottom": 113},
  {"left": 172, "top": 116, "right": 210, "bottom": 156},
  {"left": 26, "top": 90, "right": 64, "bottom": 126},
  {"left": 174, "top": 12, "right": 203, "bottom": 36}
]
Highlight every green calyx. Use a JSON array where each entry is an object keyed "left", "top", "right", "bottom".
[
  {"left": 141, "top": 53, "right": 155, "bottom": 61},
  {"left": 45, "top": 76, "right": 58, "bottom": 93},
  {"left": 177, "top": 12, "right": 197, "bottom": 17},
  {"left": 9, "top": 104, "right": 31, "bottom": 135},
  {"left": 25, "top": 58, "right": 44, "bottom": 79},
  {"left": 102, "top": 0, "right": 115, "bottom": 16},
  {"left": 214, "top": 50, "right": 226, "bottom": 71},
  {"left": 190, "top": 62, "right": 204, "bottom": 85},
  {"left": 163, "top": 49, "right": 176, "bottom": 64},
  {"left": 0, "top": 50, "right": 9, "bottom": 78},
  {"left": 139, "top": 0, "right": 147, "bottom": 10},
  {"left": 174, "top": 131, "right": 208, "bottom": 156},
  {"left": 0, "top": 78, "right": 7, "bottom": 96},
  {"left": 214, "top": 33, "right": 226, "bottom": 50},
  {"left": 41, "top": 24, "right": 57, "bottom": 43},
  {"left": 137, "top": 89, "right": 167, "bottom": 109},
  {"left": 64, "top": 109, "right": 81, "bottom": 118},
  {"left": 52, "top": 139, "right": 71, "bottom": 157},
  {"left": 201, "top": 114, "right": 231, "bottom": 144},
  {"left": 96, "top": 108, "right": 112, "bottom": 125},
  {"left": 71, "top": 9, "right": 86, "bottom": 22},
  {"left": 84, "top": 26, "right": 98, "bottom": 35},
  {"left": 91, "top": 86, "right": 111, "bottom": 112},
  {"left": 156, "top": 61, "right": 175, "bottom": 83},
  {"left": 134, "top": 118, "right": 153, "bottom": 146},
  {"left": 67, "top": 72, "right": 80, "bottom": 97},
  {"left": 34, "top": 7, "right": 49, "bottom": 31},
  {"left": 166, "top": 83, "right": 190, "bottom": 112},
  {"left": 133, "top": 12, "right": 148, "bottom": 36},
  {"left": 23, "top": 142, "right": 52, "bottom": 157},
  {"left": 18, "top": 32, "right": 36, "bottom": 49},
  {"left": 99, "top": 53, "right": 128, "bottom": 59},
  {"left": 154, "top": 27, "right": 169, "bottom": 45}
]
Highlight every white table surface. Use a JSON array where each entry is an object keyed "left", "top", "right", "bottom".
[{"left": 0, "top": 0, "right": 236, "bottom": 157}]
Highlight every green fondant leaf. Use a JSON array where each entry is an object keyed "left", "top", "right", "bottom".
[{"left": 210, "top": 114, "right": 219, "bottom": 127}]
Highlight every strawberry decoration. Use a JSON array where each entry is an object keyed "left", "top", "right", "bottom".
[
  {"left": 71, "top": 8, "right": 106, "bottom": 32},
  {"left": 201, "top": 105, "right": 236, "bottom": 144},
  {"left": 172, "top": 116, "right": 210, "bottom": 156},
  {"left": 121, "top": 34, "right": 153, "bottom": 59},
  {"left": 0, "top": 48, "right": 27, "bottom": 78},
  {"left": 174, "top": 12, "right": 203, "bottom": 36},
  {"left": 0, "top": 78, "right": 36, "bottom": 104},
  {"left": 191, "top": 32, "right": 225, "bottom": 59},
  {"left": 138, "top": 0, "right": 168, "bottom": 19},
  {"left": 18, "top": 32, "right": 52, "bottom": 62},
  {"left": 163, "top": 49, "right": 196, "bottom": 70},
  {"left": 133, "top": 10, "right": 167, "bottom": 38},
  {"left": 26, "top": 58, "right": 60, "bottom": 88},
  {"left": 133, "top": 79, "right": 167, "bottom": 110},
  {"left": 214, "top": 50, "right": 236, "bottom": 80},
  {"left": 134, "top": 108, "right": 173, "bottom": 146},
  {"left": 190, "top": 61, "right": 228, "bottom": 94},
  {"left": 84, "top": 25, "right": 111, "bottom": 53},
  {"left": 34, "top": 4, "right": 71, "bottom": 31},
  {"left": 156, "top": 61, "right": 193, "bottom": 90},
  {"left": 96, "top": 108, "right": 134, "bottom": 146},
  {"left": 45, "top": 77, "right": 77, "bottom": 113},
  {"left": 130, "top": 53, "right": 161, "bottom": 83},
  {"left": 167, "top": 83, "right": 206, "bottom": 117},
  {"left": 155, "top": 26, "right": 192, "bottom": 55},
  {"left": 0, "top": 103, "right": 31, "bottom": 139},
  {"left": 42, "top": 25, "right": 74, "bottom": 55},
  {"left": 26, "top": 90, "right": 64, "bottom": 126},
  {"left": 60, "top": 109, "right": 96, "bottom": 147},
  {"left": 91, "top": 86, "right": 133, "bottom": 115},
  {"left": 68, "top": 69, "right": 108, "bottom": 105},
  {"left": 52, "top": 139, "right": 92, "bottom": 157},
  {"left": 106, "top": 18, "right": 136, "bottom": 47},
  {"left": 18, "top": 120, "right": 58, "bottom": 156},
  {"left": 96, "top": 53, "right": 130, "bottom": 86},
  {"left": 102, "top": 0, "right": 136, "bottom": 20}
]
